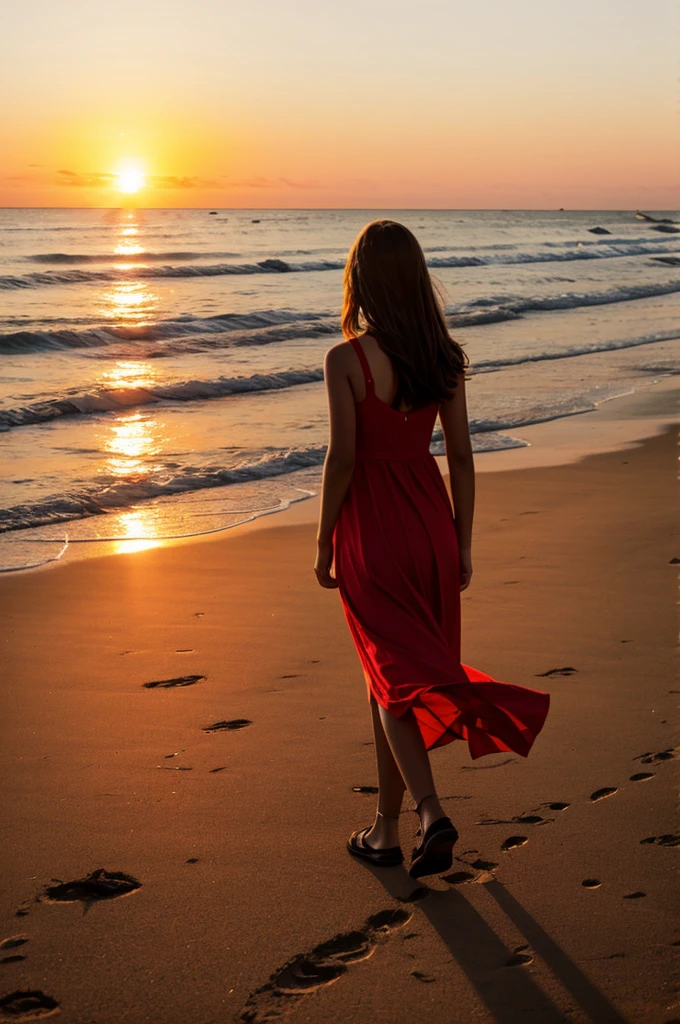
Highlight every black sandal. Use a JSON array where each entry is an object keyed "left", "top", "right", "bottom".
[
  {"left": 409, "top": 795, "right": 459, "bottom": 879},
  {"left": 347, "top": 812, "right": 404, "bottom": 867}
]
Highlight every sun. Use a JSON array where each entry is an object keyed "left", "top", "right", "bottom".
[{"left": 116, "top": 165, "right": 145, "bottom": 194}]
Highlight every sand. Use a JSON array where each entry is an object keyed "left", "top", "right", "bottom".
[{"left": 1, "top": 412, "right": 678, "bottom": 1022}]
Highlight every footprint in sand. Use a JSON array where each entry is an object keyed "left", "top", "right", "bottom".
[
  {"left": 466, "top": 856, "right": 499, "bottom": 871},
  {"left": 501, "top": 836, "right": 528, "bottom": 851},
  {"left": 505, "top": 948, "right": 534, "bottom": 967},
  {"left": 42, "top": 868, "right": 141, "bottom": 903},
  {"left": 630, "top": 772, "right": 655, "bottom": 782},
  {"left": 442, "top": 870, "right": 476, "bottom": 885},
  {"left": 395, "top": 889, "right": 429, "bottom": 904},
  {"left": 0, "top": 991, "right": 59, "bottom": 1020},
  {"left": 143, "top": 674, "right": 205, "bottom": 689},
  {"left": 623, "top": 891, "right": 646, "bottom": 899},
  {"left": 634, "top": 748, "right": 677, "bottom": 765},
  {"left": 1, "top": 936, "right": 29, "bottom": 965},
  {"left": 582, "top": 879, "right": 602, "bottom": 889},
  {"left": 535, "top": 666, "right": 578, "bottom": 678},
  {"left": 547, "top": 802, "right": 570, "bottom": 811},
  {"left": 239, "top": 908, "right": 412, "bottom": 1022},
  {"left": 478, "top": 811, "right": 550, "bottom": 827},
  {"left": 411, "top": 969, "right": 436, "bottom": 982},
  {"left": 1, "top": 937, "right": 29, "bottom": 952},
  {"left": 444, "top": 853, "right": 499, "bottom": 885},
  {"left": 640, "top": 834, "right": 680, "bottom": 847},
  {"left": 590, "top": 787, "right": 618, "bottom": 802},
  {"left": 203, "top": 719, "right": 252, "bottom": 733},
  {"left": 351, "top": 785, "right": 379, "bottom": 794}
]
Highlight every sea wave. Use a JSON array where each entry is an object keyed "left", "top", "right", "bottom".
[
  {"left": 0, "top": 427, "right": 528, "bottom": 533},
  {"left": 1, "top": 328, "right": 678, "bottom": 431},
  {"left": 26, "top": 250, "right": 242, "bottom": 264},
  {"left": 1, "top": 238, "right": 678, "bottom": 291},
  {"left": 0, "top": 367, "right": 326, "bottom": 430},
  {"left": 0, "top": 309, "right": 337, "bottom": 352},
  {"left": 24, "top": 235, "right": 662, "bottom": 264},
  {"left": 0, "top": 382, "right": 659, "bottom": 533},
  {"left": 2, "top": 279, "right": 679, "bottom": 356},
  {"left": 0, "top": 446, "right": 330, "bottom": 533}
]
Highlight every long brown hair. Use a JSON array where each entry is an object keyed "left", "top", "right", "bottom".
[{"left": 342, "top": 219, "right": 470, "bottom": 409}]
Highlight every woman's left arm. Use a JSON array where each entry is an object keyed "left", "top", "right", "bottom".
[{"left": 314, "top": 343, "right": 356, "bottom": 589}]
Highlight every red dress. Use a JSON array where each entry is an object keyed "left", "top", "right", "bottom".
[{"left": 333, "top": 336, "right": 550, "bottom": 758}]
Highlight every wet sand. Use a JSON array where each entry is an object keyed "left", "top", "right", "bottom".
[{"left": 0, "top": 416, "right": 677, "bottom": 1023}]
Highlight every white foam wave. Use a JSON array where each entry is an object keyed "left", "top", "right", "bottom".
[
  {"left": 1, "top": 237, "right": 678, "bottom": 292},
  {"left": 3, "top": 279, "right": 680, "bottom": 355}
]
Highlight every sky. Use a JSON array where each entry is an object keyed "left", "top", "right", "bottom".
[{"left": 1, "top": 0, "right": 678, "bottom": 209}]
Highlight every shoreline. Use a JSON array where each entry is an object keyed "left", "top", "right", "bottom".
[
  {"left": 5, "top": 372, "right": 676, "bottom": 576},
  {"left": 1, "top": 420, "right": 676, "bottom": 1023}
]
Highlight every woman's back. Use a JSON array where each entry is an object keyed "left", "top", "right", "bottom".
[
  {"left": 348, "top": 333, "right": 414, "bottom": 411},
  {"left": 347, "top": 334, "right": 440, "bottom": 463}
]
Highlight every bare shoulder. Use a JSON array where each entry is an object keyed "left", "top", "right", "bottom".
[{"left": 324, "top": 339, "right": 356, "bottom": 373}]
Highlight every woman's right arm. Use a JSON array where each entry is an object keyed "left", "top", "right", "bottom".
[{"left": 438, "top": 374, "right": 475, "bottom": 590}]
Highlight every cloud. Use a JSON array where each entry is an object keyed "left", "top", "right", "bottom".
[
  {"left": 56, "top": 170, "right": 115, "bottom": 188},
  {"left": 55, "top": 169, "right": 223, "bottom": 190},
  {"left": 53, "top": 170, "right": 327, "bottom": 191},
  {"left": 148, "top": 175, "right": 223, "bottom": 190}
]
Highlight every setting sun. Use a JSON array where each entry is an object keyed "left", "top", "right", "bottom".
[{"left": 116, "top": 166, "right": 145, "bottom": 194}]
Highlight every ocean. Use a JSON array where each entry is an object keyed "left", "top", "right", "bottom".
[{"left": 1, "top": 207, "right": 678, "bottom": 572}]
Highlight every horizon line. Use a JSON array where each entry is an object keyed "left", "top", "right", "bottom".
[{"left": 0, "top": 205, "right": 678, "bottom": 213}]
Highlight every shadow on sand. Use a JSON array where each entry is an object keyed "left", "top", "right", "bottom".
[{"left": 363, "top": 862, "right": 629, "bottom": 1024}]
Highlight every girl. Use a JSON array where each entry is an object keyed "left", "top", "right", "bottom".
[{"left": 314, "top": 220, "right": 550, "bottom": 879}]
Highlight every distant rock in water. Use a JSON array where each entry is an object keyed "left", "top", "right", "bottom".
[
  {"left": 588, "top": 226, "right": 611, "bottom": 235},
  {"left": 209, "top": 211, "right": 218, "bottom": 215},
  {"left": 649, "top": 223, "right": 680, "bottom": 234},
  {"left": 257, "top": 258, "right": 291, "bottom": 272},
  {"left": 252, "top": 218, "right": 261, "bottom": 223},
  {"left": 636, "top": 210, "right": 678, "bottom": 224}
]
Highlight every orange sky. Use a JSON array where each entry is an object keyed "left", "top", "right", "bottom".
[{"left": 2, "top": 0, "right": 678, "bottom": 209}]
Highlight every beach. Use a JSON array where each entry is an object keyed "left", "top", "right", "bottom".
[{"left": 1, "top": 384, "right": 677, "bottom": 1024}]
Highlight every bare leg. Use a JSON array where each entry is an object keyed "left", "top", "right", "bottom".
[
  {"left": 377, "top": 703, "right": 447, "bottom": 836},
  {"left": 363, "top": 696, "right": 406, "bottom": 849}
]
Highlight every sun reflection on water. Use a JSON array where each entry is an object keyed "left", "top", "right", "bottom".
[
  {"left": 102, "top": 411, "right": 163, "bottom": 477},
  {"left": 98, "top": 215, "right": 159, "bottom": 324},
  {"left": 114, "top": 512, "right": 162, "bottom": 554},
  {"left": 101, "top": 360, "right": 158, "bottom": 392},
  {"left": 100, "top": 281, "right": 159, "bottom": 323},
  {"left": 114, "top": 242, "right": 145, "bottom": 256}
]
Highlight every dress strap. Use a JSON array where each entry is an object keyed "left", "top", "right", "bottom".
[{"left": 349, "top": 336, "right": 375, "bottom": 396}]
